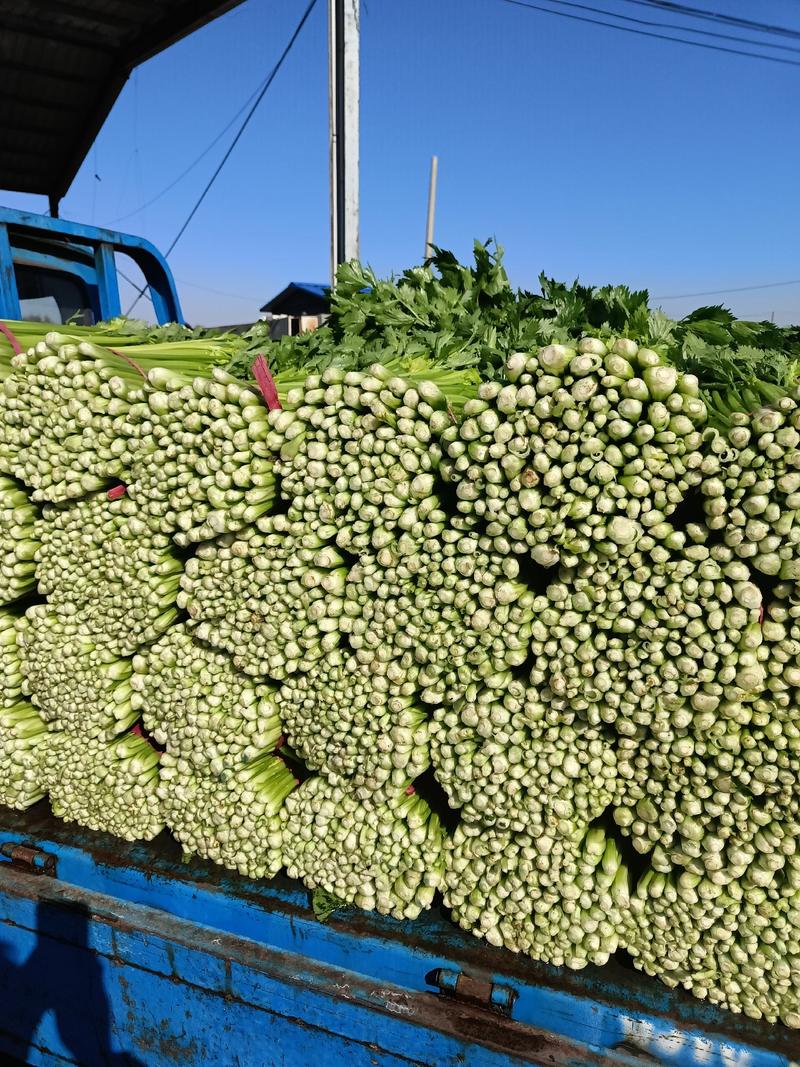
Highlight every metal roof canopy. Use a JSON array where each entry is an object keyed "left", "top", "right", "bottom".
[
  {"left": 260, "top": 282, "right": 329, "bottom": 315},
  {"left": 0, "top": 0, "right": 245, "bottom": 213}
]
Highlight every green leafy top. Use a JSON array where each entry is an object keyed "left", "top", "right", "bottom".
[
  {"left": 69, "top": 314, "right": 245, "bottom": 347},
  {"left": 311, "top": 888, "right": 348, "bottom": 923},
  {"left": 219, "top": 240, "right": 800, "bottom": 410}
]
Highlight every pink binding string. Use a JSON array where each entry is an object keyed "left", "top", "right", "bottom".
[
  {"left": 252, "top": 354, "right": 282, "bottom": 410},
  {"left": 108, "top": 347, "right": 147, "bottom": 379},
  {"left": 131, "top": 722, "right": 165, "bottom": 755},
  {"left": 0, "top": 322, "right": 23, "bottom": 355},
  {"left": 107, "top": 485, "right": 127, "bottom": 500}
]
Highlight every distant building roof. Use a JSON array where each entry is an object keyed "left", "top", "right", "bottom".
[{"left": 260, "top": 282, "right": 330, "bottom": 316}]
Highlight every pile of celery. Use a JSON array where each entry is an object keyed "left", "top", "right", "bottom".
[{"left": 0, "top": 243, "right": 799, "bottom": 1034}]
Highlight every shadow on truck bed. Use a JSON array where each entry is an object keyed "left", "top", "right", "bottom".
[{"left": 0, "top": 898, "right": 144, "bottom": 1066}]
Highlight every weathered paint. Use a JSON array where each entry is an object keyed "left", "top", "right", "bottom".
[
  {"left": 0, "top": 807, "right": 797, "bottom": 1067},
  {"left": 0, "top": 866, "right": 627, "bottom": 1067},
  {"left": 0, "top": 224, "right": 21, "bottom": 320}
]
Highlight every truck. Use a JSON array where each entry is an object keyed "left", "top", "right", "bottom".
[
  {"left": 1, "top": 7, "right": 799, "bottom": 1067},
  {"left": 2, "top": 798, "right": 799, "bottom": 1067},
  {"left": 0, "top": 208, "right": 798, "bottom": 1067},
  {"left": 0, "top": 208, "right": 183, "bottom": 328}
]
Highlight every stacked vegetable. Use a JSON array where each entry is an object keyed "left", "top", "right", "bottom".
[
  {"left": 445, "top": 823, "right": 627, "bottom": 968},
  {"left": 158, "top": 751, "right": 294, "bottom": 878},
  {"left": 341, "top": 526, "right": 535, "bottom": 706},
  {"left": 701, "top": 403, "right": 800, "bottom": 580},
  {"left": 281, "top": 777, "right": 444, "bottom": 919},
  {"left": 127, "top": 366, "right": 277, "bottom": 546},
  {"left": 178, "top": 515, "right": 346, "bottom": 678},
  {"left": 3, "top": 248, "right": 800, "bottom": 1031},
  {"left": 266, "top": 362, "right": 477, "bottom": 552},
  {"left": 0, "top": 325, "right": 249, "bottom": 511},
  {"left": 42, "top": 729, "right": 163, "bottom": 841},
  {"left": 277, "top": 648, "right": 431, "bottom": 798},
  {"left": 626, "top": 854, "right": 800, "bottom": 1029},
  {"left": 132, "top": 624, "right": 283, "bottom": 777},
  {"left": 0, "top": 700, "right": 48, "bottom": 811},
  {"left": 0, "top": 476, "right": 38, "bottom": 604},
  {"left": 430, "top": 675, "right": 618, "bottom": 832},
  {"left": 438, "top": 340, "right": 705, "bottom": 568},
  {"left": 35, "top": 489, "right": 181, "bottom": 654},
  {"left": 0, "top": 609, "right": 24, "bottom": 708},
  {"left": 0, "top": 332, "right": 151, "bottom": 500},
  {"left": 0, "top": 459, "right": 44, "bottom": 809},
  {"left": 18, "top": 605, "right": 138, "bottom": 739},
  {"left": 132, "top": 624, "right": 294, "bottom": 877},
  {"left": 0, "top": 324, "right": 257, "bottom": 839}
]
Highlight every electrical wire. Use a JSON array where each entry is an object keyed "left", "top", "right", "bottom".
[
  {"left": 654, "top": 279, "right": 800, "bottom": 300},
  {"left": 109, "top": 77, "right": 270, "bottom": 225},
  {"left": 175, "top": 278, "right": 262, "bottom": 303},
  {"left": 119, "top": 264, "right": 259, "bottom": 312},
  {"left": 615, "top": 0, "right": 800, "bottom": 43},
  {"left": 117, "top": 266, "right": 154, "bottom": 312},
  {"left": 118, "top": 267, "right": 261, "bottom": 329},
  {"left": 497, "top": 0, "right": 800, "bottom": 66},
  {"left": 125, "top": 0, "right": 319, "bottom": 316},
  {"left": 554, "top": 0, "right": 800, "bottom": 54}
]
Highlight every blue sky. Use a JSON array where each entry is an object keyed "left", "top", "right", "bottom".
[{"left": 3, "top": 0, "right": 799, "bottom": 326}]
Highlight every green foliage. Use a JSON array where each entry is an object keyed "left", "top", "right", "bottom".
[
  {"left": 76, "top": 315, "right": 244, "bottom": 347},
  {"left": 222, "top": 240, "right": 800, "bottom": 421},
  {"left": 312, "top": 888, "right": 348, "bottom": 923}
]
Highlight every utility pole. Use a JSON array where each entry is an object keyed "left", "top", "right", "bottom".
[
  {"left": 329, "top": 0, "right": 360, "bottom": 286},
  {"left": 424, "top": 155, "right": 439, "bottom": 261}
]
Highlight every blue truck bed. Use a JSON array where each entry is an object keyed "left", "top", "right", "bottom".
[{"left": 0, "top": 805, "right": 797, "bottom": 1067}]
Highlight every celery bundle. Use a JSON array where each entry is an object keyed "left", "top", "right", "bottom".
[
  {"left": 42, "top": 729, "right": 163, "bottom": 841},
  {"left": 0, "top": 475, "right": 38, "bottom": 604}
]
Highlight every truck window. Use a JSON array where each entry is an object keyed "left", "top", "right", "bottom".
[{"left": 14, "top": 265, "right": 94, "bottom": 325}]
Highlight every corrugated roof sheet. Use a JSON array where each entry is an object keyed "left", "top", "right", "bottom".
[
  {"left": 261, "top": 282, "right": 330, "bottom": 315},
  {"left": 0, "top": 0, "right": 245, "bottom": 207}
]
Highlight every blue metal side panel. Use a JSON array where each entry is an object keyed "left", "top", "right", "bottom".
[
  {"left": 10, "top": 838, "right": 789, "bottom": 1067},
  {"left": 0, "top": 812, "right": 797, "bottom": 1067},
  {"left": 0, "top": 917, "right": 423, "bottom": 1067},
  {"left": 0, "top": 868, "right": 617, "bottom": 1067},
  {"left": 93, "top": 243, "right": 122, "bottom": 321},
  {"left": 0, "top": 223, "right": 21, "bottom": 319}
]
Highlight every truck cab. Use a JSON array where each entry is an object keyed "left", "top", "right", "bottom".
[{"left": 0, "top": 206, "right": 184, "bottom": 327}]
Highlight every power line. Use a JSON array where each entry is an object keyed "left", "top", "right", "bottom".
[
  {"left": 109, "top": 77, "right": 271, "bottom": 225},
  {"left": 615, "top": 0, "right": 800, "bottom": 43},
  {"left": 654, "top": 279, "right": 800, "bottom": 300},
  {"left": 572, "top": 0, "right": 800, "bottom": 54},
  {"left": 126, "top": 0, "right": 319, "bottom": 316},
  {"left": 175, "top": 278, "right": 262, "bottom": 303},
  {"left": 497, "top": 0, "right": 800, "bottom": 66},
  {"left": 122, "top": 265, "right": 258, "bottom": 306},
  {"left": 117, "top": 266, "right": 153, "bottom": 310}
]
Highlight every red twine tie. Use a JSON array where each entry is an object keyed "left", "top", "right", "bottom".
[
  {"left": 0, "top": 322, "right": 22, "bottom": 355},
  {"left": 252, "top": 354, "right": 281, "bottom": 410}
]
